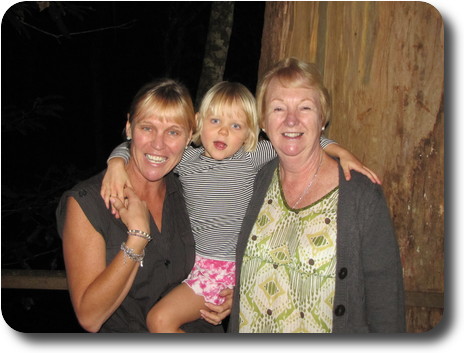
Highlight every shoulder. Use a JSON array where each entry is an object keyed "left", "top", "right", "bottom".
[
  {"left": 257, "top": 139, "right": 273, "bottom": 149},
  {"left": 56, "top": 171, "right": 107, "bottom": 236},
  {"left": 176, "top": 146, "right": 203, "bottom": 172},
  {"left": 165, "top": 171, "right": 183, "bottom": 195},
  {"left": 64, "top": 171, "right": 105, "bottom": 202},
  {"left": 342, "top": 167, "right": 382, "bottom": 192},
  {"left": 259, "top": 157, "right": 279, "bottom": 174},
  {"left": 253, "top": 158, "right": 279, "bottom": 189},
  {"left": 252, "top": 139, "right": 275, "bottom": 156},
  {"left": 338, "top": 164, "right": 386, "bottom": 207},
  {"left": 181, "top": 145, "right": 203, "bottom": 160}
]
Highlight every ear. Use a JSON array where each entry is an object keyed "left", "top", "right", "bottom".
[
  {"left": 261, "top": 119, "right": 268, "bottom": 133},
  {"left": 125, "top": 116, "right": 132, "bottom": 140}
]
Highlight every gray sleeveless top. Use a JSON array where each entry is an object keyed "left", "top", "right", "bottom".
[{"left": 56, "top": 170, "right": 222, "bottom": 333}]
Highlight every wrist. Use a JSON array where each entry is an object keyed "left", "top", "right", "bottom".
[
  {"left": 336, "top": 148, "right": 350, "bottom": 159},
  {"left": 127, "top": 229, "right": 152, "bottom": 242},
  {"left": 127, "top": 223, "right": 149, "bottom": 234},
  {"left": 120, "top": 242, "right": 145, "bottom": 267},
  {"left": 124, "top": 235, "right": 149, "bottom": 253}
]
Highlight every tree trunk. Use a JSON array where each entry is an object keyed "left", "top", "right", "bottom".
[
  {"left": 195, "top": 1, "right": 234, "bottom": 107},
  {"left": 259, "top": 1, "right": 444, "bottom": 333}
]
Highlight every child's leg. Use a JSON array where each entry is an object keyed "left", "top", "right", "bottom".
[{"left": 146, "top": 283, "right": 208, "bottom": 333}]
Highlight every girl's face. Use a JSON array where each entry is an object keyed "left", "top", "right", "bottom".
[
  {"left": 263, "top": 77, "right": 322, "bottom": 160},
  {"left": 200, "top": 106, "right": 249, "bottom": 160},
  {"left": 126, "top": 113, "right": 192, "bottom": 183}
]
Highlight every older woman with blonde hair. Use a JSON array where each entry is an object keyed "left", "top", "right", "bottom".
[{"left": 229, "top": 58, "right": 405, "bottom": 333}]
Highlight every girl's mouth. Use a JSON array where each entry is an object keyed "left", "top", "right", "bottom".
[{"left": 214, "top": 141, "right": 227, "bottom": 150}]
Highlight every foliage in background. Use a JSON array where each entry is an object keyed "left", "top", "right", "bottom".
[{"left": 1, "top": 1, "right": 235, "bottom": 271}]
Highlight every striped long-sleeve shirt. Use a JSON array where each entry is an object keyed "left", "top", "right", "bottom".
[{"left": 108, "top": 137, "right": 334, "bottom": 261}]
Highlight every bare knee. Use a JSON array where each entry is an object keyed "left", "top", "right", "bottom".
[{"left": 146, "top": 306, "right": 181, "bottom": 333}]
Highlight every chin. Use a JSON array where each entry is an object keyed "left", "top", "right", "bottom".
[
  {"left": 143, "top": 168, "right": 171, "bottom": 182},
  {"left": 277, "top": 146, "right": 302, "bottom": 156}
]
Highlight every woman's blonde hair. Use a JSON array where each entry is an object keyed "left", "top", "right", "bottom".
[
  {"left": 127, "top": 78, "right": 195, "bottom": 136},
  {"left": 256, "top": 57, "right": 331, "bottom": 129},
  {"left": 192, "top": 81, "right": 259, "bottom": 152}
]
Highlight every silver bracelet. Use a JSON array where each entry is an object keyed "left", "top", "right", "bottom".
[
  {"left": 120, "top": 242, "right": 145, "bottom": 267},
  {"left": 127, "top": 229, "right": 152, "bottom": 242}
]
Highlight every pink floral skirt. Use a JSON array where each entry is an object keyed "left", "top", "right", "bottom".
[{"left": 183, "top": 255, "right": 236, "bottom": 305}]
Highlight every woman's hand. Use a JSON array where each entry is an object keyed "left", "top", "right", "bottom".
[
  {"left": 199, "top": 288, "right": 233, "bottom": 326},
  {"left": 110, "top": 187, "right": 150, "bottom": 235},
  {"left": 101, "top": 158, "right": 132, "bottom": 217}
]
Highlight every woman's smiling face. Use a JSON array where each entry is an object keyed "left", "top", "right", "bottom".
[
  {"left": 126, "top": 113, "right": 191, "bottom": 183},
  {"left": 263, "top": 77, "right": 323, "bottom": 159}
]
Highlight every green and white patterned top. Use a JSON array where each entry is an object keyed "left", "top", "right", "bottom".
[{"left": 239, "top": 169, "right": 339, "bottom": 333}]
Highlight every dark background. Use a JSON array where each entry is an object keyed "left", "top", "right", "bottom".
[{"left": 1, "top": 1, "right": 265, "bottom": 332}]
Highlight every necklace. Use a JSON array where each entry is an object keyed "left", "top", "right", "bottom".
[{"left": 286, "top": 152, "right": 323, "bottom": 209}]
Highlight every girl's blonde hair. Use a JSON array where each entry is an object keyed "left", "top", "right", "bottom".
[
  {"left": 127, "top": 78, "right": 195, "bottom": 135},
  {"left": 192, "top": 81, "right": 259, "bottom": 152},
  {"left": 256, "top": 57, "right": 331, "bottom": 129}
]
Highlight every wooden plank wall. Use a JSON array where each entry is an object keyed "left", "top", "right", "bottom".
[{"left": 258, "top": 1, "right": 444, "bottom": 333}]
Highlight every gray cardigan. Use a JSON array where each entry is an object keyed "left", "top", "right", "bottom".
[{"left": 228, "top": 158, "right": 406, "bottom": 333}]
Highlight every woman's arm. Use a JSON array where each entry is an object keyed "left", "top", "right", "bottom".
[
  {"left": 101, "top": 142, "right": 132, "bottom": 214},
  {"left": 324, "top": 143, "right": 381, "bottom": 184},
  {"left": 63, "top": 188, "right": 149, "bottom": 332},
  {"left": 101, "top": 159, "right": 131, "bottom": 217}
]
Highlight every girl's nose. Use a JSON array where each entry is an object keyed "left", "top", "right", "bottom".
[{"left": 219, "top": 126, "right": 229, "bottom": 136}]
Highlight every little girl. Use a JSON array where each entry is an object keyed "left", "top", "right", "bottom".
[{"left": 102, "top": 81, "right": 379, "bottom": 332}]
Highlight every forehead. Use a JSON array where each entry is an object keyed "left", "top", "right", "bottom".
[
  {"left": 208, "top": 102, "right": 247, "bottom": 119},
  {"left": 135, "top": 110, "right": 188, "bottom": 129},
  {"left": 137, "top": 97, "right": 182, "bottom": 115},
  {"left": 266, "top": 78, "right": 319, "bottom": 101}
]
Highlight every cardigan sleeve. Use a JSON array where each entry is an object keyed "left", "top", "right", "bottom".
[{"left": 359, "top": 182, "right": 406, "bottom": 332}]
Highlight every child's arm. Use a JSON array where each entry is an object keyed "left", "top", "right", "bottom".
[
  {"left": 101, "top": 142, "right": 132, "bottom": 213},
  {"left": 323, "top": 141, "right": 382, "bottom": 184}
]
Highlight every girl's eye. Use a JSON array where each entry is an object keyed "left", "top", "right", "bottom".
[
  {"left": 210, "top": 118, "right": 220, "bottom": 124},
  {"left": 232, "top": 123, "right": 241, "bottom": 129}
]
